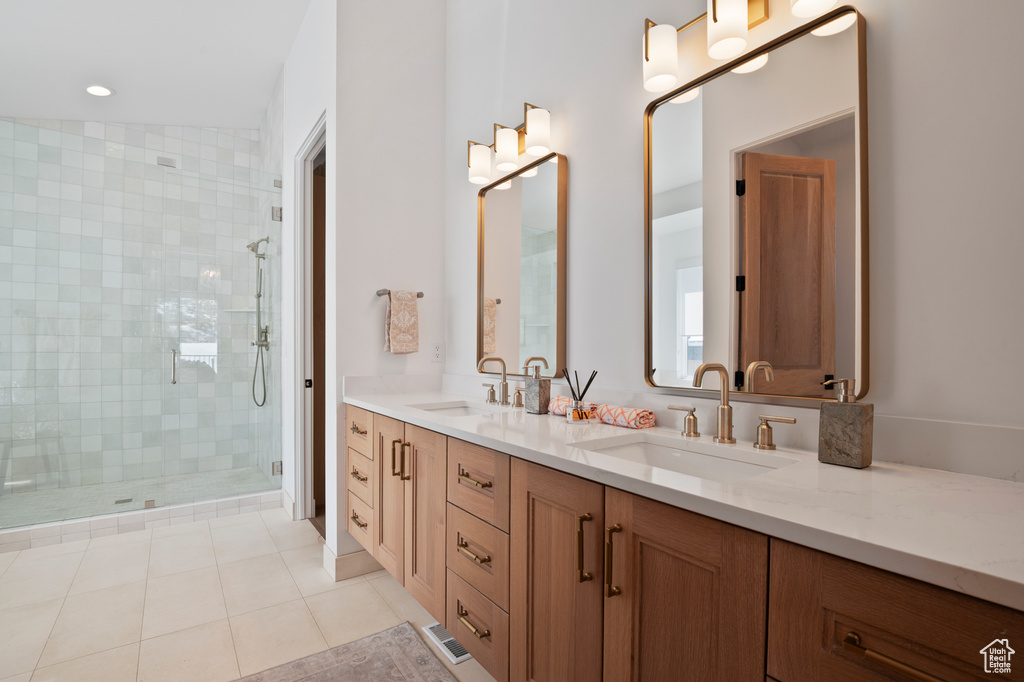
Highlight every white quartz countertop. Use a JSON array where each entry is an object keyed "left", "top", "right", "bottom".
[{"left": 344, "top": 391, "right": 1024, "bottom": 612}]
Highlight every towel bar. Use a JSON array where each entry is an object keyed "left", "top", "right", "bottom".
[{"left": 377, "top": 289, "right": 424, "bottom": 298}]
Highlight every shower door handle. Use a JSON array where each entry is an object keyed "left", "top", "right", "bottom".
[{"left": 170, "top": 349, "right": 177, "bottom": 385}]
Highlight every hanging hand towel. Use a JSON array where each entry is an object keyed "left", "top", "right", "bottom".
[
  {"left": 593, "top": 404, "right": 657, "bottom": 429},
  {"left": 483, "top": 297, "right": 497, "bottom": 354},
  {"left": 548, "top": 395, "right": 596, "bottom": 416},
  {"left": 384, "top": 290, "right": 419, "bottom": 354}
]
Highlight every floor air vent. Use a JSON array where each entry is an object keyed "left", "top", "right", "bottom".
[{"left": 421, "top": 622, "right": 472, "bottom": 664}]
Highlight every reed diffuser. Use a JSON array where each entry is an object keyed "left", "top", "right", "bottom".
[{"left": 563, "top": 369, "right": 597, "bottom": 423}]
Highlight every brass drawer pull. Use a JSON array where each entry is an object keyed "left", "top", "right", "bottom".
[
  {"left": 400, "top": 442, "right": 411, "bottom": 481},
  {"left": 457, "top": 538, "right": 492, "bottom": 564},
  {"left": 577, "top": 513, "right": 593, "bottom": 583},
  {"left": 842, "top": 632, "right": 944, "bottom": 682},
  {"left": 391, "top": 439, "right": 402, "bottom": 477},
  {"left": 457, "top": 606, "right": 491, "bottom": 639},
  {"left": 458, "top": 471, "right": 493, "bottom": 489},
  {"left": 350, "top": 421, "right": 367, "bottom": 436},
  {"left": 605, "top": 524, "right": 622, "bottom": 598},
  {"left": 350, "top": 512, "right": 368, "bottom": 530},
  {"left": 350, "top": 468, "right": 368, "bottom": 483}
]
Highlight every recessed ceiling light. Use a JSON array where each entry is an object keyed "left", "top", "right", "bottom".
[{"left": 86, "top": 85, "right": 115, "bottom": 97}]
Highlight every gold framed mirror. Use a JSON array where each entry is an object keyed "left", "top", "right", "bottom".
[
  {"left": 644, "top": 6, "right": 867, "bottom": 405},
  {"left": 477, "top": 153, "right": 567, "bottom": 379}
]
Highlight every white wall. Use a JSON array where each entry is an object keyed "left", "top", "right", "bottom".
[
  {"left": 280, "top": 0, "right": 336, "bottom": 529},
  {"left": 445, "top": 0, "right": 1024, "bottom": 481}
]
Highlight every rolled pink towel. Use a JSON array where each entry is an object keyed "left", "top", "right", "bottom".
[
  {"left": 593, "top": 404, "right": 656, "bottom": 429},
  {"left": 548, "top": 395, "right": 596, "bottom": 416}
]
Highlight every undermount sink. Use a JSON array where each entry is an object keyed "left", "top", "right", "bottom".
[
  {"left": 407, "top": 400, "right": 507, "bottom": 418},
  {"left": 568, "top": 432, "right": 796, "bottom": 484}
]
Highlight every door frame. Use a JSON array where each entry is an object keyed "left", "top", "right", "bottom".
[{"left": 292, "top": 115, "right": 326, "bottom": 521}]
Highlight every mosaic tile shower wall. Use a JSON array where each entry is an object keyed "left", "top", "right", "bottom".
[{"left": 0, "top": 117, "right": 282, "bottom": 522}]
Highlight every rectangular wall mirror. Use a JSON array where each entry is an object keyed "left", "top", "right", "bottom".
[
  {"left": 478, "top": 153, "right": 567, "bottom": 378},
  {"left": 645, "top": 7, "right": 867, "bottom": 403}
]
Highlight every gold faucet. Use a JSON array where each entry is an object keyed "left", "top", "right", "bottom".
[
  {"left": 744, "top": 361, "right": 774, "bottom": 393},
  {"left": 477, "top": 356, "right": 510, "bottom": 406},
  {"left": 692, "top": 363, "right": 735, "bottom": 443}
]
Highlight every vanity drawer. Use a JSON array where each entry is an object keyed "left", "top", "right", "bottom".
[
  {"left": 447, "top": 570, "right": 509, "bottom": 682},
  {"left": 447, "top": 503, "right": 509, "bottom": 611},
  {"left": 447, "top": 439, "right": 510, "bottom": 532},
  {"left": 346, "top": 491, "right": 374, "bottom": 554},
  {"left": 345, "top": 405, "right": 373, "bottom": 458},
  {"left": 768, "top": 540, "right": 1024, "bottom": 682},
  {"left": 346, "top": 448, "right": 374, "bottom": 506}
]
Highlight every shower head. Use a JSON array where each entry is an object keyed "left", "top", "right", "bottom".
[{"left": 247, "top": 236, "right": 270, "bottom": 255}]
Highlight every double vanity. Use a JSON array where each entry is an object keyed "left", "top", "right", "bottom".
[{"left": 343, "top": 390, "right": 1024, "bottom": 681}]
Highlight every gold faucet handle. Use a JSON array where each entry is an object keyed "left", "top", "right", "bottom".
[
  {"left": 482, "top": 383, "right": 497, "bottom": 404},
  {"left": 754, "top": 415, "right": 796, "bottom": 450},
  {"left": 668, "top": 405, "right": 700, "bottom": 439},
  {"left": 512, "top": 386, "right": 525, "bottom": 408}
]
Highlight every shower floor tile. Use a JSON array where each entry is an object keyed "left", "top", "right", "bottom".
[{"left": 0, "top": 467, "right": 276, "bottom": 531}]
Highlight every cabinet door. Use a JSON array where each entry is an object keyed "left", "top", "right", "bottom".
[
  {"left": 603, "top": 487, "right": 768, "bottom": 681},
  {"left": 510, "top": 459, "right": 604, "bottom": 681},
  {"left": 374, "top": 414, "right": 405, "bottom": 581},
  {"left": 403, "top": 424, "right": 447, "bottom": 625}
]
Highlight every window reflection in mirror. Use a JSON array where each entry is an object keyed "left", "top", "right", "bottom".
[
  {"left": 647, "top": 9, "right": 865, "bottom": 400},
  {"left": 478, "top": 154, "right": 566, "bottom": 378}
]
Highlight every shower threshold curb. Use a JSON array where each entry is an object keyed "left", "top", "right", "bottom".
[{"left": 0, "top": 488, "right": 283, "bottom": 553}]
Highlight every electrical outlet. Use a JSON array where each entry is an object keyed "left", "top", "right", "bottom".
[{"left": 432, "top": 343, "right": 442, "bottom": 363}]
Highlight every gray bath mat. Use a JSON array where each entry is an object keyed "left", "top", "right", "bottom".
[{"left": 237, "top": 622, "right": 456, "bottom": 682}]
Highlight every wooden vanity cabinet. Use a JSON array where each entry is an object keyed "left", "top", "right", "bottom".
[
  {"left": 372, "top": 414, "right": 448, "bottom": 626},
  {"left": 769, "top": 540, "right": 1024, "bottom": 682},
  {"left": 510, "top": 459, "right": 606, "bottom": 681},
  {"left": 345, "top": 406, "right": 375, "bottom": 553},
  {"left": 602, "top": 488, "right": 769, "bottom": 681}
]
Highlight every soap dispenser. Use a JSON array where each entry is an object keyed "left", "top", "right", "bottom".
[
  {"left": 522, "top": 357, "right": 550, "bottom": 415},
  {"left": 818, "top": 379, "right": 873, "bottom": 468}
]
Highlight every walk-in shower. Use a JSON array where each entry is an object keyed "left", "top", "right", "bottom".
[
  {"left": 249, "top": 236, "right": 270, "bottom": 407},
  {"left": 0, "top": 118, "right": 283, "bottom": 532}
]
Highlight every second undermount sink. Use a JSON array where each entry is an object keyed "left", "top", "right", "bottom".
[
  {"left": 407, "top": 400, "right": 507, "bottom": 418},
  {"left": 568, "top": 432, "right": 796, "bottom": 484}
]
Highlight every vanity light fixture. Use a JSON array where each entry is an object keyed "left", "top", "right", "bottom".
[
  {"left": 731, "top": 53, "right": 769, "bottom": 73},
  {"left": 468, "top": 141, "right": 492, "bottom": 185},
  {"left": 643, "top": 0, "right": 768, "bottom": 94},
  {"left": 86, "top": 85, "right": 115, "bottom": 97},
  {"left": 790, "top": 0, "right": 837, "bottom": 18},
  {"left": 812, "top": 12, "right": 856, "bottom": 36},
  {"left": 524, "top": 104, "right": 551, "bottom": 156},
  {"left": 466, "top": 103, "right": 554, "bottom": 185},
  {"left": 494, "top": 124, "right": 519, "bottom": 172}
]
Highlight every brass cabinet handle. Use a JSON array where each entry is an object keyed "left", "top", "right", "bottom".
[
  {"left": 350, "top": 512, "right": 368, "bottom": 529},
  {"left": 400, "top": 442, "right": 411, "bottom": 481},
  {"left": 604, "top": 524, "right": 622, "bottom": 598},
  {"left": 457, "top": 538, "right": 492, "bottom": 564},
  {"left": 842, "top": 633, "right": 943, "bottom": 682},
  {"left": 458, "top": 471, "right": 493, "bottom": 489},
  {"left": 457, "top": 606, "right": 491, "bottom": 639},
  {"left": 350, "top": 468, "right": 368, "bottom": 483},
  {"left": 350, "top": 421, "right": 367, "bottom": 436},
  {"left": 577, "top": 513, "right": 594, "bottom": 583},
  {"left": 391, "top": 439, "right": 402, "bottom": 477}
]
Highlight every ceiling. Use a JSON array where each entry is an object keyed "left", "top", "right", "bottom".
[{"left": 0, "top": 0, "right": 311, "bottom": 128}]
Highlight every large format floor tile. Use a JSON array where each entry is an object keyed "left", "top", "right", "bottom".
[
  {"left": 29, "top": 643, "right": 140, "bottom": 682},
  {"left": 69, "top": 540, "right": 151, "bottom": 595},
  {"left": 210, "top": 518, "right": 277, "bottom": 564},
  {"left": 279, "top": 543, "right": 366, "bottom": 597},
  {"left": 0, "top": 597, "right": 63, "bottom": 678},
  {"left": 228, "top": 600, "right": 328, "bottom": 677},
  {"left": 142, "top": 565, "right": 227, "bottom": 639},
  {"left": 305, "top": 580, "right": 402, "bottom": 648},
  {"left": 0, "top": 552, "right": 83, "bottom": 610},
  {"left": 137, "top": 619, "right": 239, "bottom": 682},
  {"left": 218, "top": 552, "right": 301, "bottom": 616},
  {"left": 148, "top": 527, "right": 216, "bottom": 578},
  {"left": 36, "top": 581, "right": 146, "bottom": 667}
]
